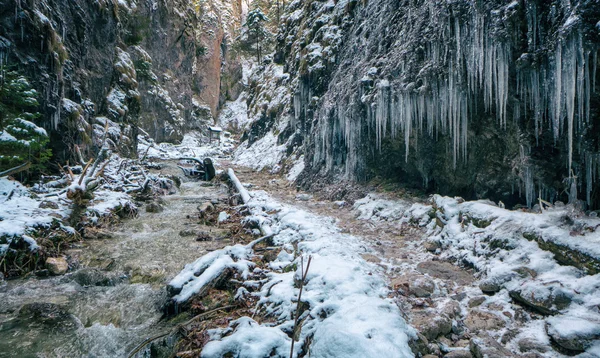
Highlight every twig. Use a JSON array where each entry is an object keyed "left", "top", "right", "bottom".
[
  {"left": 78, "top": 158, "right": 94, "bottom": 185},
  {"left": 290, "top": 255, "right": 312, "bottom": 358}
]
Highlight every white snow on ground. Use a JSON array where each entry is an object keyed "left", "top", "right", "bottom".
[
  {"left": 0, "top": 177, "right": 69, "bottom": 250},
  {"left": 233, "top": 132, "right": 286, "bottom": 172},
  {"left": 354, "top": 193, "right": 600, "bottom": 356},
  {"left": 170, "top": 188, "right": 416, "bottom": 357},
  {"left": 137, "top": 131, "right": 235, "bottom": 162},
  {"left": 286, "top": 156, "right": 305, "bottom": 182},
  {"left": 218, "top": 92, "right": 250, "bottom": 132}
]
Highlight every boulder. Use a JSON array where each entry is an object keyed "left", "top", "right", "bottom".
[
  {"left": 45, "top": 257, "right": 68, "bottom": 275},
  {"left": 468, "top": 296, "right": 486, "bottom": 308},
  {"left": 517, "top": 338, "right": 549, "bottom": 353},
  {"left": 470, "top": 336, "right": 515, "bottom": 358},
  {"left": 410, "top": 276, "right": 436, "bottom": 297},
  {"left": 39, "top": 200, "right": 59, "bottom": 209},
  {"left": 412, "top": 310, "right": 453, "bottom": 340},
  {"left": 509, "top": 285, "right": 572, "bottom": 315},
  {"left": 464, "top": 310, "right": 505, "bottom": 332},
  {"left": 417, "top": 261, "right": 474, "bottom": 285},
  {"left": 546, "top": 317, "right": 600, "bottom": 352},
  {"left": 444, "top": 350, "right": 473, "bottom": 358},
  {"left": 72, "top": 268, "right": 115, "bottom": 286}
]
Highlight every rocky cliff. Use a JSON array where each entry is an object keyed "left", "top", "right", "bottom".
[
  {"left": 243, "top": 0, "right": 600, "bottom": 209},
  {"left": 0, "top": 0, "right": 242, "bottom": 162}
]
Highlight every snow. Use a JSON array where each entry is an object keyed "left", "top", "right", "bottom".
[
  {"left": 234, "top": 132, "right": 285, "bottom": 172},
  {"left": 286, "top": 156, "right": 305, "bottom": 182},
  {"left": 137, "top": 131, "right": 233, "bottom": 161},
  {"left": 218, "top": 92, "right": 250, "bottom": 131},
  {"left": 173, "top": 185, "right": 416, "bottom": 357},
  {"left": 0, "top": 131, "right": 17, "bottom": 142},
  {"left": 0, "top": 178, "right": 69, "bottom": 252},
  {"left": 169, "top": 245, "right": 254, "bottom": 303},
  {"left": 352, "top": 193, "right": 600, "bottom": 356}
]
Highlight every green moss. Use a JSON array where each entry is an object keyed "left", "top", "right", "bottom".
[{"left": 523, "top": 232, "right": 600, "bottom": 275}]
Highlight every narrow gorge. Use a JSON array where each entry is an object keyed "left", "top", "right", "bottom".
[{"left": 1, "top": 0, "right": 600, "bottom": 357}]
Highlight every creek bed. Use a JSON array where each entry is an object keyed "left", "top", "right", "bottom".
[{"left": 0, "top": 165, "right": 230, "bottom": 357}]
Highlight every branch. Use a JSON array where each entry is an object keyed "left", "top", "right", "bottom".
[{"left": 0, "top": 162, "right": 31, "bottom": 177}]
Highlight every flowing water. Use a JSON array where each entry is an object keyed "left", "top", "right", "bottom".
[{"left": 0, "top": 163, "right": 231, "bottom": 357}]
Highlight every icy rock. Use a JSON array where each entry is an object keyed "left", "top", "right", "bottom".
[
  {"left": 478, "top": 278, "right": 505, "bottom": 294},
  {"left": 464, "top": 310, "right": 505, "bottom": 332},
  {"left": 424, "top": 240, "right": 441, "bottom": 252},
  {"left": 508, "top": 285, "right": 571, "bottom": 315},
  {"left": 444, "top": 350, "right": 473, "bottom": 358},
  {"left": 412, "top": 310, "right": 453, "bottom": 340},
  {"left": 45, "top": 257, "right": 68, "bottom": 275},
  {"left": 39, "top": 200, "right": 58, "bottom": 209},
  {"left": 469, "top": 335, "right": 515, "bottom": 358},
  {"left": 409, "top": 276, "right": 436, "bottom": 297},
  {"left": 468, "top": 296, "right": 486, "bottom": 308},
  {"left": 442, "top": 300, "right": 461, "bottom": 319},
  {"left": 517, "top": 338, "right": 549, "bottom": 353},
  {"left": 546, "top": 316, "right": 600, "bottom": 352},
  {"left": 416, "top": 261, "right": 474, "bottom": 285}
]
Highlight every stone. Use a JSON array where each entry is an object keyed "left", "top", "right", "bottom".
[
  {"left": 469, "top": 336, "right": 515, "bottom": 358},
  {"left": 361, "top": 254, "right": 381, "bottom": 263},
  {"left": 410, "top": 276, "right": 436, "bottom": 297},
  {"left": 146, "top": 201, "right": 164, "bottom": 213},
  {"left": 197, "top": 202, "right": 214, "bottom": 215},
  {"left": 424, "top": 240, "right": 441, "bottom": 252},
  {"left": 412, "top": 310, "right": 453, "bottom": 340},
  {"left": 444, "top": 350, "right": 473, "bottom": 358},
  {"left": 464, "top": 310, "right": 505, "bottom": 332},
  {"left": 478, "top": 278, "right": 505, "bottom": 294},
  {"left": 72, "top": 268, "right": 114, "bottom": 287},
  {"left": 39, "top": 200, "right": 59, "bottom": 209},
  {"left": 509, "top": 285, "right": 572, "bottom": 315},
  {"left": 196, "top": 231, "right": 212, "bottom": 242},
  {"left": 45, "top": 257, "right": 68, "bottom": 275},
  {"left": 451, "top": 292, "right": 467, "bottom": 301},
  {"left": 546, "top": 317, "right": 600, "bottom": 352},
  {"left": 468, "top": 296, "right": 486, "bottom": 308},
  {"left": 409, "top": 332, "right": 430, "bottom": 357},
  {"left": 83, "top": 227, "right": 112, "bottom": 240},
  {"left": 18, "top": 303, "right": 76, "bottom": 331},
  {"left": 442, "top": 300, "right": 461, "bottom": 319},
  {"left": 179, "top": 229, "right": 196, "bottom": 237},
  {"left": 417, "top": 261, "right": 474, "bottom": 285},
  {"left": 517, "top": 338, "right": 549, "bottom": 353}
]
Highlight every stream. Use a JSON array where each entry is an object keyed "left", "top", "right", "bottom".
[{"left": 0, "top": 161, "right": 230, "bottom": 357}]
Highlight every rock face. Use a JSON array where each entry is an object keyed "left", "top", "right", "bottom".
[
  {"left": 245, "top": 0, "right": 600, "bottom": 209},
  {"left": 0, "top": 0, "right": 242, "bottom": 161}
]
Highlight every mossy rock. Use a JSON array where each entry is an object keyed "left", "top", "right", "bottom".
[{"left": 523, "top": 232, "right": 600, "bottom": 275}]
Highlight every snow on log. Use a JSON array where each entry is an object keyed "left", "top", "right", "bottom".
[{"left": 227, "top": 168, "right": 250, "bottom": 204}]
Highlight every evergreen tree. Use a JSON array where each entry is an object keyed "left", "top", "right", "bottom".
[
  {"left": 242, "top": 7, "right": 271, "bottom": 63},
  {"left": 0, "top": 68, "right": 51, "bottom": 174}
]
